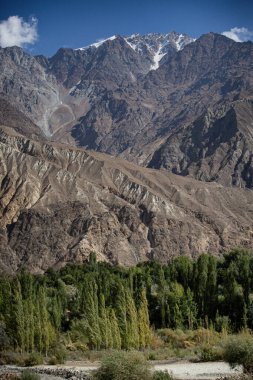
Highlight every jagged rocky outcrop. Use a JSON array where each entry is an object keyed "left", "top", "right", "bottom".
[{"left": 1, "top": 126, "right": 253, "bottom": 273}]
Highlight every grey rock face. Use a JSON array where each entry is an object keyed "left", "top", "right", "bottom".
[
  {"left": 148, "top": 99, "right": 253, "bottom": 188},
  {"left": 0, "top": 46, "right": 60, "bottom": 136}
]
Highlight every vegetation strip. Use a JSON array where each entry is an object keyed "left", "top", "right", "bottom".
[{"left": 0, "top": 249, "right": 253, "bottom": 364}]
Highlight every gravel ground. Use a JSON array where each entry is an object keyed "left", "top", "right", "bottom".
[{"left": 154, "top": 361, "right": 242, "bottom": 379}]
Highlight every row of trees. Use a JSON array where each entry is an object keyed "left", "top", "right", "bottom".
[{"left": 0, "top": 249, "right": 253, "bottom": 353}]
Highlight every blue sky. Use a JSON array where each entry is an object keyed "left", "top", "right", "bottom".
[{"left": 1, "top": 0, "right": 253, "bottom": 56}]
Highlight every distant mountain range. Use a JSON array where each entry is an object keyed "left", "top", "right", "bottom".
[
  {"left": 1, "top": 31, "right": 252, "bottom": 187},
  {"left": 0, "top": 31, "right": 253, "bottom": 272}
]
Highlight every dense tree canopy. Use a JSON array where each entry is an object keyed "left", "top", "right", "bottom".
[{"left": 0, "top": 249, "right": 253, "bottom": 353}]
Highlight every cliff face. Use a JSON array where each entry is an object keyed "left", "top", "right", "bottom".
[{"left": 1, "top": 126, "right": 253, "bottom": 273}]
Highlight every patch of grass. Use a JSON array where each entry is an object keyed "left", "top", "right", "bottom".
[{"left": 153, "top": 370, "right": 174, "bottom": 380}]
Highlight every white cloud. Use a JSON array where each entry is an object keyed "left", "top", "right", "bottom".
[
  {"left": 0, "top": 16, "right": 38, "bottom": 48},
  {"left": 222, "top": 27, "right": 253, "bottom": 42}
]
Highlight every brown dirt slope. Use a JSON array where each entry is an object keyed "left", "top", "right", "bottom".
[{"left": 0, "top": 126, "right": 253, "bottom": 273}]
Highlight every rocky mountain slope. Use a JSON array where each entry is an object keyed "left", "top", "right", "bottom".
[
  {"left": 1, "top": 32, "right": 252, "bottom": 188},
  {"left": 1, "top": 125, "right": 253, "bottom": 273},
  {"left": 0, "top": 31, "right": 253, "bottom": 272},
  {"left": 149, "top": 99, "right": 253, "bottom": 187},
  {"left": 0, "top": 32, "right": 253, "bottom": 187}
]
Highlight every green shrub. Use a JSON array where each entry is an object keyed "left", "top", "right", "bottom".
[
  {"left": 223, "top": 335, "right": 253, "bottom": 373},
  {"left": 93, "top": 351, "right": 152, "bottom": 380},
  {"left": 48, "top": 346, "right": 66, "bottom": 364},
  {"left": 48, "top": 356, "right": 58, "bottom": 365},
  {"left": 21, "top": 370, "right": 40, "bottom": 380},
  {"left": 74, "top": 342, "right": 88, "bottom": 352},
  {"left": 198, "top": 344, "right": 223, "bottom": 362},
  {"left": 24, "top": 353, "right": 43, "bottom": 367},
  {"left": 152, "top": 370, "right": 174, "bottom": 380},
  {"left": 157, "top": 328, "right": 219, "bottom": 350},
  {"left": 0, "top": 351, "right": 27, "bottom": 365},
  {"left": 148, "top": 352, "right": 157, "bottom": 361},
  {"left": 158, "top": 329, "right": 188, "bottom": 348}
]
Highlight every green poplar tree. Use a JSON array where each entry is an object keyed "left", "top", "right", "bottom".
[
  {"left": 13, "top": 280, "right": 25, "bottom": 352},
  {"left": 114, "top": 282, "right": 128, "bottom": 349},
  {"left": 110, "top": 309, "right": 121, "bottom": 349},
  {"left": 98, "top": 294, "right": 110, "bottom": 349},
  {"left": 194, "top": 254, "right": 209, "bottom": 318},
  {"left": 125, "top": 289, "right": 139, "bottom": 349},
  {"left": 82, "top": 275, "right": 101, "bottom": 349},
  {"left": 38, "top": 286, "right": 51, "bottom": 355},
  {"left": 137, "top": 288, "right": 151, "bottom": 348}
]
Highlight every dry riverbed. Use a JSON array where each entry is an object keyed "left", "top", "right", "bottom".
[
  {"left": 154, "top": 361, "right": 242, "bottom": 379},
  {"left": 1, "top": 361, "right": 242, "bottom": 380}
]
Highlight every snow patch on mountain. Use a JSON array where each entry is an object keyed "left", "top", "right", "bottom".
[
  {"left": 125, "top": 32, "right": 195, "bottom": 70},
  {"left": 174, "top": 33, "right": 195, "bottom": 50},
  {"left": 125, "top": 39, "right": 137, "bottom": 50},
  {"left": 78, "top": 35, "right": 117, "bottom": 50},
  {"left": 150, "top": 45, "right": 166, "bottom": 70}
]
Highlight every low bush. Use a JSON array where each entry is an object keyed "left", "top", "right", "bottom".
[
  {"left": 48, "top": 345, "right": 67, "bottom": 364},
  {"left": 223, "top": 335, "right": 253, "bottom": 373},
  {"left": 0, "top": 352, "right": 27, "bottom": 366},
  {"left": 157, "top": 328, "right": 220, "bottom": 350},
  {"left": 48, "top": 356, "right": 58, "bottom": 365},
  {"left": 149, "top": 331, "right": 164, "bottom": 350},
  {"left": 148, "top": 352, "right": 157, "bottom": 361},
  {"left": 21, "top": 370, "right": 40, "bottom": 380},
  {"left": 24, "top": 353, "right": 43, "bottom": 367},
  {"left": 92, "top": 351, "right": 152, "bottom": 380},
  {"left": 198, "top": 344, "right": 223, "bottom": 362},
  {"left": 157, "top": 329, "right": 188, "bottom": 348},
  {"left": 152, "top": 370, "right": 174, "bottom": 380},
  {"left": 0, "top": 373, "right": 19, "bottom": 380}
]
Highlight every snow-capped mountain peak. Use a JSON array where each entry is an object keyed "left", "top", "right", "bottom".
[
  {"left": 76, "top": 31, "right": 195, "bottom": 71},
  {"left": 124, "top": 32, "right": 195, "bottom": 70}
]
